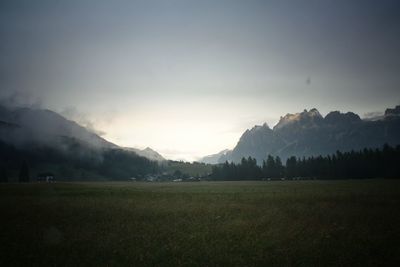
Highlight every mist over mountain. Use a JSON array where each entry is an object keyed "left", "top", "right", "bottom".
[
  {"left": 201, "top": 106, "right": 400, "bottom": 164},
  {"left": 0, "top": 105, "right": 166, "bottom": 161},
  {"left": 123, "top": 147, "right": 165, "bottom": 162},
  {"left": 0, "top": 106, "right": 116, "bottom": 151},
  {"left": 0, "top": 106, "right": 164, "bottom": 180},
  {"left": 199, "top": 149, "right": 232, "bottom": 164}
]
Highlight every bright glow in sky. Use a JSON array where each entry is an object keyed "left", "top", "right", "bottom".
[{"left": 1, "top": 0, "right": 400, "bottom": 160}]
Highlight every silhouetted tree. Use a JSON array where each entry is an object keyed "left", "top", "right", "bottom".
[
  {"left": 263, "top": 155, "right": 275, "bottom": 178},
  {"left": 286, "top": 156, "right": 297, "bottom": 178},
  {"left": 275, "top": 156, "right": 284, "bottom": 178}
]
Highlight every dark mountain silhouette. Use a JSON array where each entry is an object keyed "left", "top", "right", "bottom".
[{"left": 202, "top": 106, "right": 400, "bottom": 164}]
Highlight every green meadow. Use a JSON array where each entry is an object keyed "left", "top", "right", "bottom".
[{"left": 1, "top": 180, "right": 400, "bottom": 266}]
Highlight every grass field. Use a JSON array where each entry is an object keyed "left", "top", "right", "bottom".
[{"left": 1, "top": 180, "right": 400, "bottom": 266}]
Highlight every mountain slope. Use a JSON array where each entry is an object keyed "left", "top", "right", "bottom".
[
  {"left": 0, "top": 106, "right": 166, "bottom": 162},
  {"left": 0, "top": 106, "right": 116, "bottom": 150},
  {"left": 0, "top": 106, "right": 162, "bottom": 180}
]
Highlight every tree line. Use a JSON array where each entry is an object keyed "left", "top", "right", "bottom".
[{"left": 211, "top": 144, "right": 400, "bottom": 180}]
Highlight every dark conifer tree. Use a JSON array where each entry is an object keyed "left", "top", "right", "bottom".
[
  {"left": 286, "top": 156, "right": 297, "bottom": 178},
  {"left": 275, "top": 156, "right": 284, "bottom": 178},
  {"left": 263, "top": 155, "right": 275, "bottom": 178}
]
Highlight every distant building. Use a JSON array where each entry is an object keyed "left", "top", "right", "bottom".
[{"left": 37, "top": 172, "right": 55, "bottom": 183}]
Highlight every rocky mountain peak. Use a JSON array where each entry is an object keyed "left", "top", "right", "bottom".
[
  {"left": 250, "top": 123, "right": 271, "bottom": 131},
  {"left": 385, "top": 105, "right": 400, "bottom": 116},
  {"left": 324, "top": 111, "right": 361, "bottom": 125},
  {"left": 274, "top": 108, "right": 323, "bottom": 130}
]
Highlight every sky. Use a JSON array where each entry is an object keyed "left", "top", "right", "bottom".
[{"left": 1, "top": 0, "right": 400, "bottom": 161}]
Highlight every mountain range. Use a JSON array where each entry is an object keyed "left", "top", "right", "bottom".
[
  {"left": 200, "top": 106, "right": 400, "bottom": 164},
  {"left": 2, "top": 104, "right": 400, "bottom": 178}
]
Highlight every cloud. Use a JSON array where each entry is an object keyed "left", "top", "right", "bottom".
[
  {"left": 156, "top": 148, "right": 200, "bottom": 162},
  {"left": 0, "top": 90, "right": 43, "bottom": 109},
  {"left": 60, "top": 106, "right": 107, "bottom": 136},
  {"left": 362, "top": 111, "right": 384, "bottom": 119}
]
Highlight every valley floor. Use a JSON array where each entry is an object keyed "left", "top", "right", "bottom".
[{"left": 1, "top": 180, "right": 400, "bottom": 266}]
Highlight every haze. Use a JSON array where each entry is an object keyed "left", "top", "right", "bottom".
[{"left": 1, "top": 0, "right": 400, "bottom": 160}]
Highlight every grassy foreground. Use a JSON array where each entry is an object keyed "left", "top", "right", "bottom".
[{"left": 1, "top": 180, "right": 400, "bottom": 266}]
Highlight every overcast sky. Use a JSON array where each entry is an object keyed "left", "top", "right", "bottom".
[{"left": 1, "top": 0, "right": 400, "bottom": 160}]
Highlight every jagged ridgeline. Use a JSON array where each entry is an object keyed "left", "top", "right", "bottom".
[
  {"left": 201, "top": 106, "right": 400, "bottom": 164},
  {"left": 0, "top": 106, "right": 161, "bottom": 181}
]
